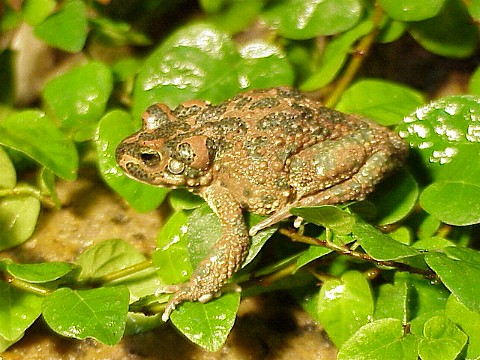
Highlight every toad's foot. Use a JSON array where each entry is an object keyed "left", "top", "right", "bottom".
[
  {"left": 161, "top": 282, "right": 242, "bottom": 322},
  {"left": 161, "top": 283, "right": 217, "bottom": 322},
  {"left": 161, "top": 258, "right": 245, "bottom": 322},
  {"left": 161, "top": 244, "right": 247, "bottom": 321}
]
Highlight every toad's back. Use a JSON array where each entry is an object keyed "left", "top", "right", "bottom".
[{"left": 179, "top": 87, "right": 406, "bottom": 215}]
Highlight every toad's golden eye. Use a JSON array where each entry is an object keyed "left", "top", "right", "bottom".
[
  {"left": 168, "top": 158, "right": 185, "bottom": 174},
  {"left": 140, "top": 149, "right": 161, "bottom": 167}
]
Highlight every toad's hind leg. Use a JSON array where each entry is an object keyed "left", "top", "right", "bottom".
[
  {"left": 162, "top": 184, "right": 249, "bottom": 321},
  {"left": 249, "top": 149, "right": 403, "bottom": 236}
]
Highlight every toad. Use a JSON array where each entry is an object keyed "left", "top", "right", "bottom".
[{"left": 116, "top": 87, "right": 407, "bottom": 321}]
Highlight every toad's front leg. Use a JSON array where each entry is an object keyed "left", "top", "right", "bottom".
[{"left": 162, "top": 184, "right": 250, "bottom": 321}]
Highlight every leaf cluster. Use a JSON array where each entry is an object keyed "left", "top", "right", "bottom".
[{"left": 1, "top": 0, "right": 480, "bottom": 357}]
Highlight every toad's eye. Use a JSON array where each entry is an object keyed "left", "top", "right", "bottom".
[
  {"left": 168, "top": 158, "right": 185, "bottom": 174},
  {"left": 140, "top": 150, "right": 161, "bottom": 167}
]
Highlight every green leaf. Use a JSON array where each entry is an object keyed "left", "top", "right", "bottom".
[
  {"left": 420, "top": 181, "right": 480, "bottom": 226},
  {"left": 96, "top": 110, "right": 167, "bottom": 212},
  {"left": 205, "top": 0, "right": 264, "bottom": 35},
  {"left": 425, "top": 251, "right": 480, "bottom": 313},
  {"left": 184, "top": 203, "right": 276, "bottom": 269},
  {"left": 170, "top": 291, "right": 240, "bottom": 352},
  {"left": 133, "top": 23, "right": 293, "bottom": 118},
  {"left": 0, "top": 147, "right": 16, "bottom": 189},
  {"left": 377, "top": 19, "right": 407, "bottom": 44},
  {"left": 352, "top": 222, "right": 419, "bottom": 261},
  {"left": 0, "top": 110, "right": 78, "bottom": 180},
  {"left": 418, "top": 316, "right": 467, "bottom": 360},
  {"left": 90, "top": 17, "right": 151, "bottom": 47},
  {"left": 291, "top": 205, "right": 356, "bottom": 235},
  {"left": 124, "top": 312, "right": 163, "bottom": 336},
  {"left": 337, "top": 318, "right": 418, "bottom": 360},
  {"left": 397, "top": 95, "right": 480, "bottom": 179},
  {"left": 6, "top": 262, "right": 73, "bottom": 283},
  {"left": 34, "top": 0, "right": 88, "bottom": 52},
  {"left": 132, "top": 23, "right": 239, "bottom": 117},
  {"left": 296, "top": 245, "right": 332, "bottom": 270},
  {"left": 0, "top": 196, "right": 41, "bottom": 251},
  {"left": 236, "top": 41, "right": 294, "bottom": 89},
  {"left": 38, "top": 168, "right": 61, "bottom": 208},
  {"left": 168, "top": 189, "right": 203, "bottom": 212},
  {"left": 389, "top": 226, "right": 411, "bottom": 246},
  {"left": 446, "top": 246, "right": 480, "bottom": 265},
  {"left": 23, "top": 0, "right": 56, "bottom": 26},
  {"left": 446, "top": 295, "right": 480, "bottom": 360},
  {"left": 409, "top": 0, "right": 478, "bottom": 58},
  {"left": 243, "top": 213, "right": 278, "bottom": 267},
  {"left": 336, "top": 79, "right": 424, "bottom": 126},
  {"left": 43, "top": 61, "right": 113, "bottom": 141},
  {"left": 262, "top": 0, "right": 363, "bottom": 39},
  {"left": 417, "top": 215, "right": 441, "bottom": 240},
  {"left": 300, "top": 18, "right": 373, "bottom": 91},
  {"left": 154, "top": 210, "right": 194, "bottom": 285},
  {"left": 0, "top": 334, "right": 20, "bottom": 353},
  {"left": 408, "top": 276, "right": 449, "bottom": 337},
  {"left": 378, "top": 0, "right": 445, "bottom": 21},
  {"left": 374, "top": 273, "right": 409, "bottom": 321},
  {"left": 43, "top": 286, "right": 130, "bottom": 345},
  {"left": 154, "top": 204, "right": 276, "bottom": 291},
  {"left": 0, "top": 280, "right": 43, "bottom": 341},
  {"left": 200, "top": 0, "right": 226, "bottom": 13},
  {"left": 413, "top": 237, "right": 455, "bottom": 252},
  {"left": 369, "top": 169, "right": 419, "bottom": 225},
  {"left": 467, "top": 0, "right": 480, "bottom": 21},
  {"left": 112, "top": 57, "right": 144, "bottom": 82},
  {"left": 184, "top": 203, "right": 222, "bottom": 269},
  {"left": 75, "top": 239, "right": 147, "bottom": 282},
  {"left": 469, "top": 66, "right": 480, "bottom": 95},
  {"left": 74, "top": 239, "right": 161, "bottom": 300},
  {"left": 317, "top": 270, "right": 374, "bottom": 347}
]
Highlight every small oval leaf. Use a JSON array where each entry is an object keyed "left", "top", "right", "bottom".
[
  {"left": 0, "top": 147, "right": 16, "bottom": 189},
  {"left": 420, "top": 181, "right": 480, "bottom": 226},
  {"left": 262, "top": 0, "right": 363, "bottom": 39},
  {"left": 0, "top": 196, "right": 41, "bottom": 251},
  {"left": 170, "top": 292, "right": 240, "bottom": 352},
  {"left": 34, "top": 0, "right": 88, "bottom": 52},
  {"left": 0, "top": 110, "right": 78, "bottom": 180},
  {"left": 317, "top": 270, "right": 374, "bottom": 347},
  {"left": 43, "top": 286, "right": 130, "bottom": 345},
  {"left": 43, "top": 61, "right": 113, "bottom": 141},
  {"left": 7, "top": 262, "right": 73, "bottom": 283}
]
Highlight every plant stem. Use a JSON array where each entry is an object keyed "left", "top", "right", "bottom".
[
  {"left": 0, "top": 183, "right": 57, "bottom": 208},
  {"left": 0, "top": 185, "right": 42, "bottom": 199},
  {"left": 90, "top": 259, "right": 154, "bottom": 284},
  {"left": 325, "top": 4, "right": 384, "bottom": 108},
  {"left": 1, "top": 272, "right": 51, "bottom": 296},
  {"left": 279, "top": 228, "right": 437, "bottom": 280}
]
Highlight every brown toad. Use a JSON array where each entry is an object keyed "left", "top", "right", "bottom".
[{"left": 116, "top": 87, "right": 407, "bottom": 320}]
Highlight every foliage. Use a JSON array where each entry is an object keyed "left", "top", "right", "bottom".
[{"left": 0, "top": 0, "right": 480, "bottom": 357}]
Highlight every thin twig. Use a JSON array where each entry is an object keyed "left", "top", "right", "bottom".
[
  {"left": 325, "top": 4, "right": 384, "bottom": 108},
  {"left": 279, "top": 228, "right": 437, "bottom": 280}
]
